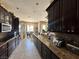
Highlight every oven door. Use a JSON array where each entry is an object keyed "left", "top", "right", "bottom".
[{"left": 1, "top": 23, "right": 12, "bottom": 32}]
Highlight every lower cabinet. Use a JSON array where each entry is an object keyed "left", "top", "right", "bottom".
[
  {"left": 41, "top": 44, "right": 46, "bottom": 59},
  {"left": 8, "top": 36, "right": 19, "bottom": 56},
  {"left": 0, "top": 36, "right": 20, "bottom": 59},
  {"left": 33, "top": 35, "right": 59, "bottom": 59},
  {"left": 42, "top": 43, "right": 59, "bottom": 59}
]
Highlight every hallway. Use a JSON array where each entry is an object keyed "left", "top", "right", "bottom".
[{"left": 9, "top": 37, "right": 42, "bottom": 59}]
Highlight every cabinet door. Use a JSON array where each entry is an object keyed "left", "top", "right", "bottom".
[
  {"left": 41, "top": 44, "right": 47, "bottom": 59},
  {"left": 38, "top": 40, "right": 42, "bottom": 56},
  {"left": 0, "top": 9, "right": 5, "bottom": 23},
  {"left": 59, "top": 0, "right": 64, "bottom": 32},
  {"left": 51, "top": 51, "right": 59, "bottom": 59},
  {"left": 0, "top": 6, "right": 1, "bottom": 23},
  {"left": 41, "top": 43, "right": 44, "bottom": 59},
  {"left": 12, "top": 17, "right": 19, "bottom": 31},
  {"left": 63, "top": 0, "right": 77, "bottom": 33},
  {"left": 0, "top": 6, "right": 9, "bottom": 23},
  {"left": 4, "top": 13, "right": 9, "bottom": 24},
  {"left": 53, "top": 0, "right": 60, "bottom": 20},
  {"left": 0, "top": 44, "right": 8, "bottom": 59},
  {"left": 76, "top": 0, "right": 79, "bottom": 33},
  {"left": 46, "top": 47, "right": 59, "bottom": 59},
  {"left": 77, "top": 0, "right": 79, "bottom": 20},
  {"left": 9, "top": 15, "right": 12, "bottom": 25},
  {"left": 46, "top": 47, "right": 51, "bottom": 59},
  {"left": 55, "top": 0, "right": 60, "bottom": 20},
  {"left": 8, "top": 12, "right": 14, "bottom": 25},
  {"left": 48, "top": 6, "right": 54, "bottom": 31},
  {"left": 8, "top": 39, "right": 16, "bottom": 56},
  {"left": 59, "top": 0, "right": 63, "bottom": 18},
  {"left": 52, "top": 0, "right": 60, "bottom": 32}
]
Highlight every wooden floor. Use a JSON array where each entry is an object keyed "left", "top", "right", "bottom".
[{"left": 9, "top": 37, "right": 42, "bottom": 59}]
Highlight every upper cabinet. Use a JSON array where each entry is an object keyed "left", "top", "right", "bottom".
[
  {"left": 76, "top": 0, "right": 79, "bottom": 32},
  {"left": 63, "top": 0, "right": 77, "bottom": 32},
  {"left": 0, "top": 6, "right": 5, "bottom": 23},
  {"left": 46, "top": 0, "right": 79, "bottom": 33},
  {"left": 0, "top": 6, "right": 19, "bottom": 33},
  {"left": 0, "top": 6, "right": 11, "bottom": 24},
  {"left": 53, "top": 0, "right": 60, "bottom": 20},
  {"left": 4, "top": 12, "right": 9, "bottom": 24}
]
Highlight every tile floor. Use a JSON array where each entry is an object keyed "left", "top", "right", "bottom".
[{"left": 9, "top": 37, "right": 42, "bottom": 59}]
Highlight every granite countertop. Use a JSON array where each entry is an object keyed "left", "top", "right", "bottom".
[{"left": 33, "top": 34, "right": 79, "bottom": 59}]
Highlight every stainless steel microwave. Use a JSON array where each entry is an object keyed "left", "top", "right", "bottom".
[{"left": 1, "top": 23, "right": 12, "bottom": 32}]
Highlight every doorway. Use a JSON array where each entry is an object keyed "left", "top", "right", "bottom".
[{"left": 27, "top": 25, "right": 34, "bottom": 37}]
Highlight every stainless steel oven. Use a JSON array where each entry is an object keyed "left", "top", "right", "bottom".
[{"left": 1, "top": 23, "right": 12, "bottom": 32}]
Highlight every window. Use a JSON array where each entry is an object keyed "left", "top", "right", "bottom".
[{"left": 27, "top": 25, "right": 34, "bottom": 32}]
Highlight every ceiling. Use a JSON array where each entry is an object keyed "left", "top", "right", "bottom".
[{"left": 1, "top": 0, "right": 53, "bottom": 22}]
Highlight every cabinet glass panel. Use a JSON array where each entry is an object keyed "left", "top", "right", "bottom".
[
  {"left": 0, "top": 12, "right": 5, "bottom": 23},
  {"left": 5, "top": 15, "right": 9, "bottom": 24}
]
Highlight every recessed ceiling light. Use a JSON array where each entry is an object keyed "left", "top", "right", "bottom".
[
  {"left": 16, "top": 7, "right": 19, "bottom": 10},
  {"left": 36, "top": 3, "right": 39, "bottom": 5}
]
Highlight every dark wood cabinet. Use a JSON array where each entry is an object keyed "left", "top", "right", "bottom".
[
  {"left": 0, "top": 44, "right": 8, "bottom": 59},
  {"left": 8, "top": 12, "right": 13, "bottom": 25},
  {"left": 0, "top": 36, "right": 20, "bottom": 59},
  {"left": 47, "top": 0, "right": 60, "bottom": 32},
  {"left": 0, "top": 5, "right": 20, "bottom": 59},
  {"left": 76, "top": 0, "right": 79, "bottom": 32},
  {"left": 59, "top": 0, "right": 64, "bottom": 32},
  {"left": 8, "top": 36, "right": 19, "bottom": 56},
  {"left": 8, "top": 39, "right": 16, "bottom": 56},
  {"left": 54, "top": 0, "right": 60, "bottom": 20},
  {"left": 46, "top": 0, "right": 79, "bottom": 33},
  {"left": 59, "top": 0, "right": 63, "bottom": 18},
  {"left": 32, "top": 34, "right": 59, "bottom": 59},
  {"left": 77, "top": 0, "right": 79, "bottom": 20},
  {"left": 53, "top": 0, "right": 60, "bottom": 32},
  {"left": 0, "top": 6, "right": 12, "bottom": 24},
  {"left": 0, "top": 6, "right": 19, "bottom": 33},
  {"left": 0, "top": 6, "right": 5, "bottom": 23},
  {"left": 63, "top": 0, "right": 77, "bottom": 32},
  {"left": 12, "top": 17, "right": 19, "bottom": 31},
  {"left": 41, "top": 44, "right": 46, "bottom": 59},
  {"left": 4, "top": 10, "right": 9, "bottom": 24}
]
